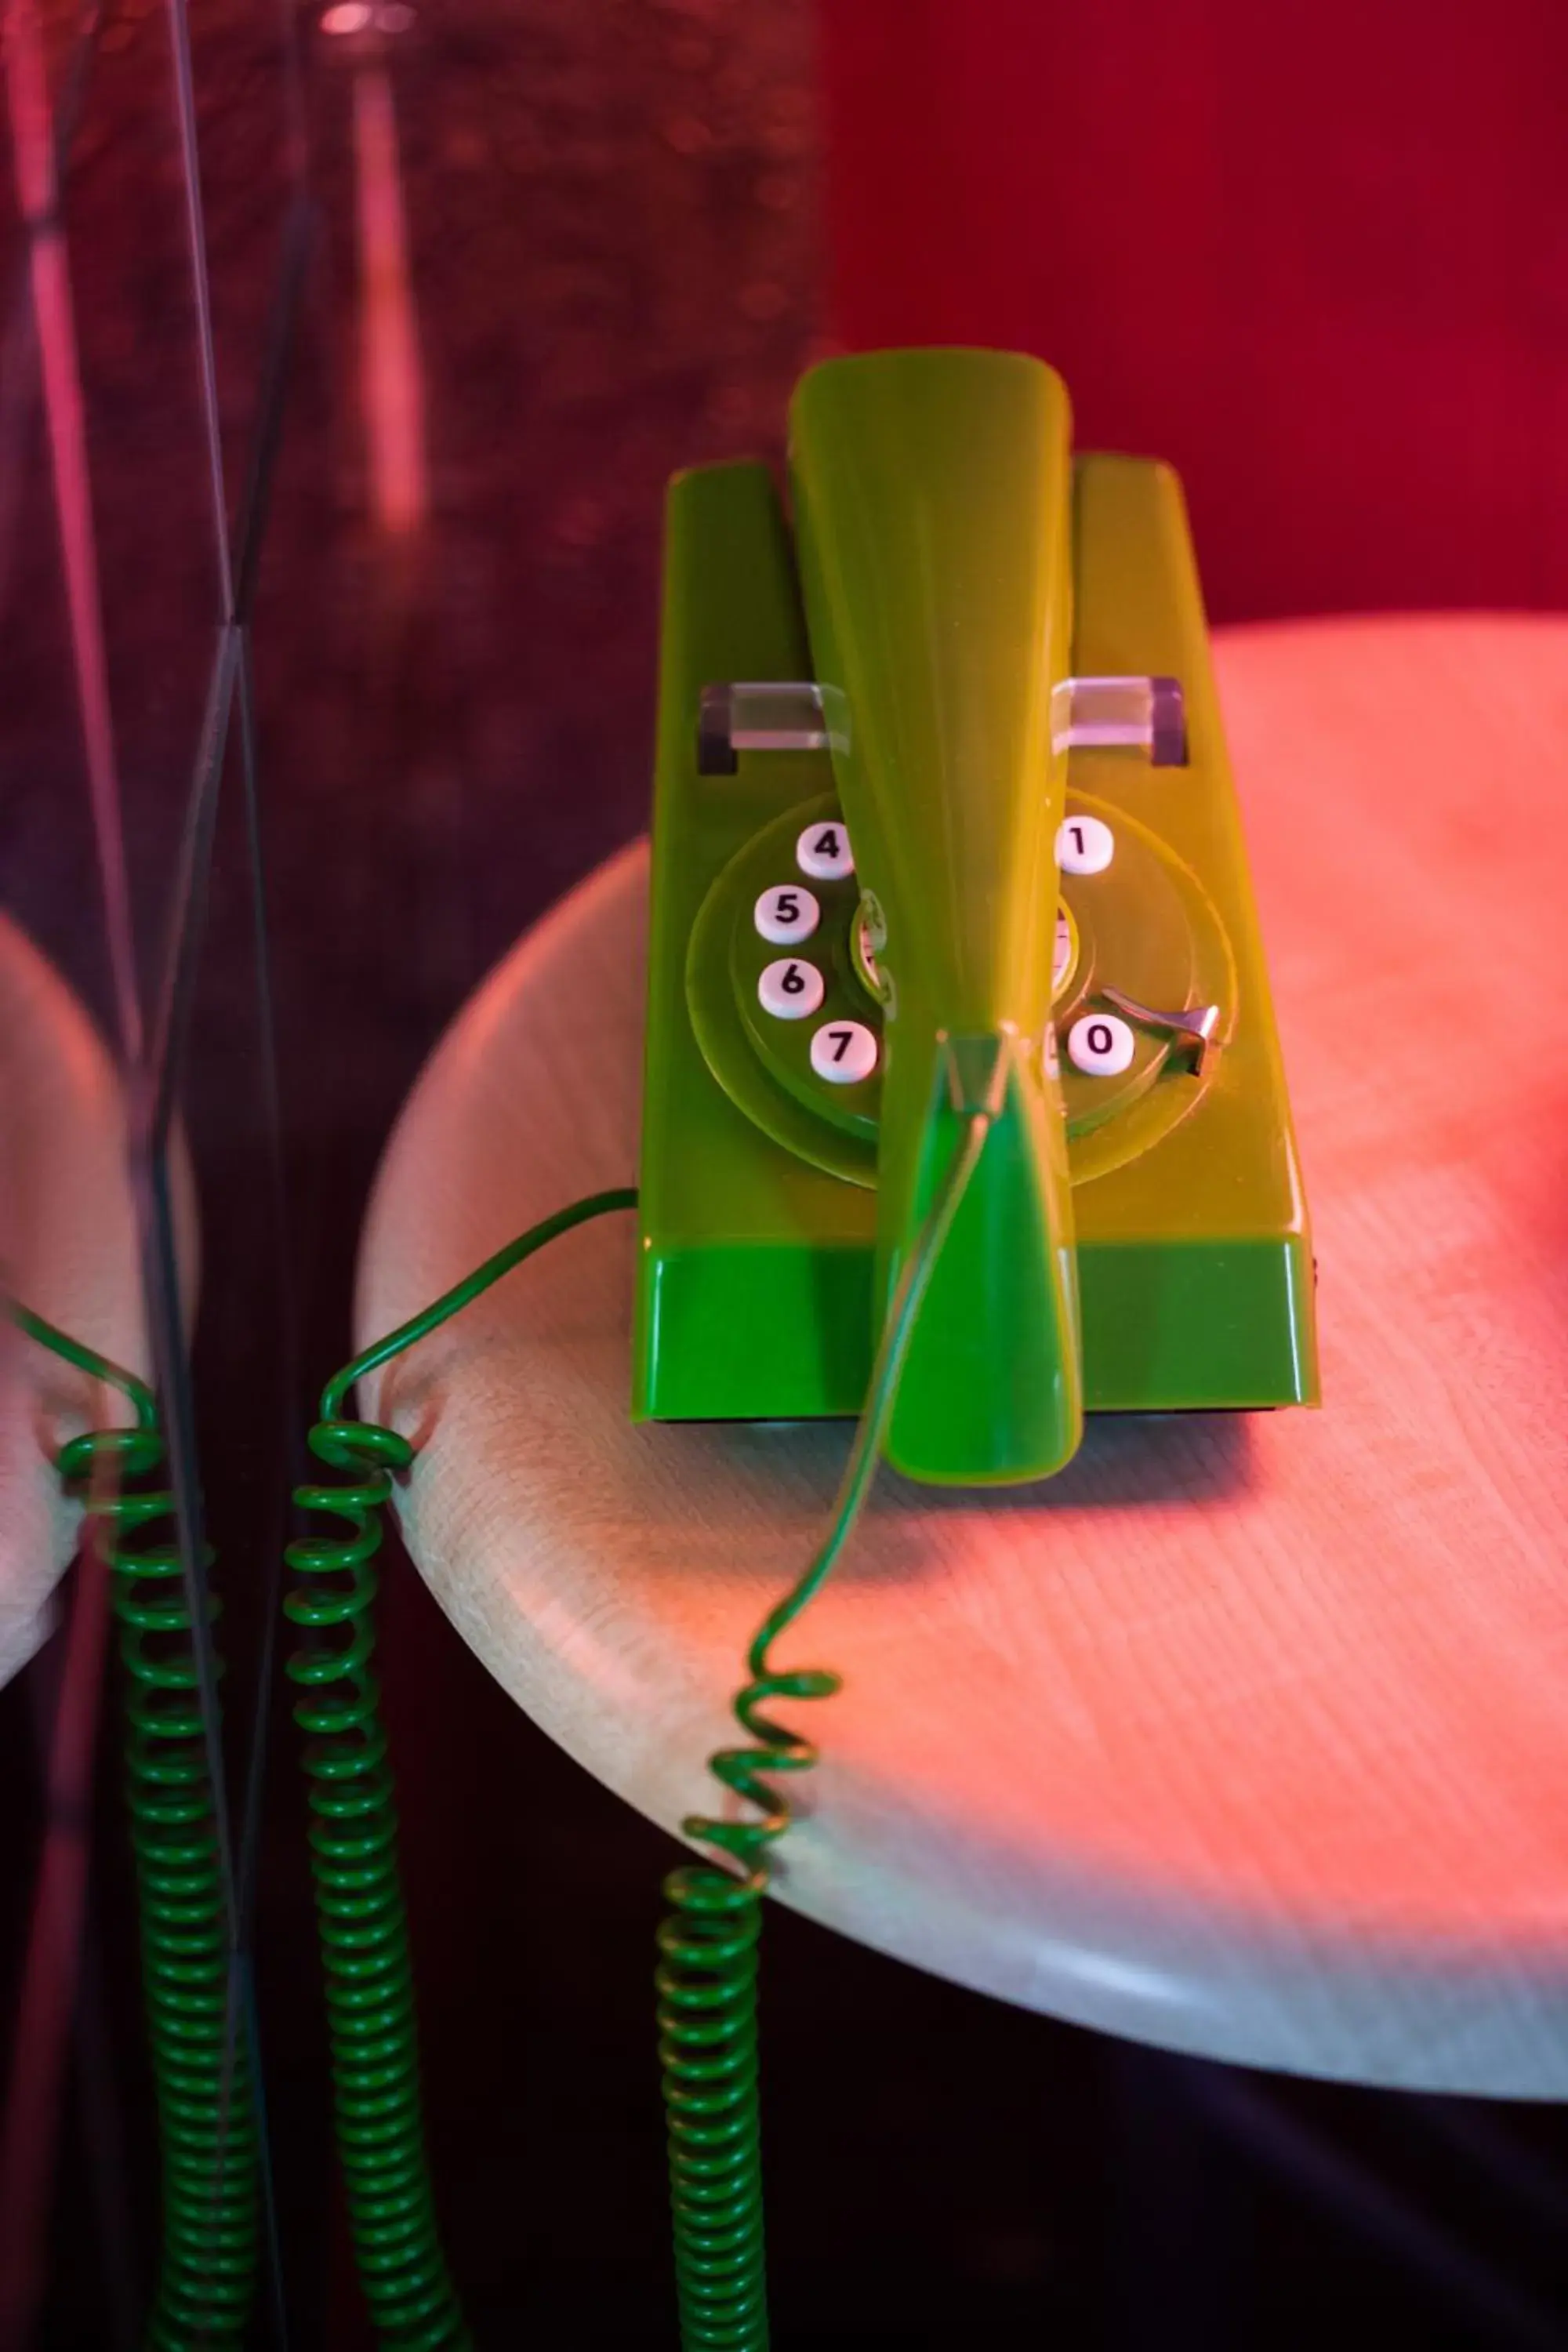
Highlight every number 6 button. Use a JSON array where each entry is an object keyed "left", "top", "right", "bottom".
[
  {"left": 755, "top": 884, "right": 820, "bottom": 944},
  {"left": 757, "top": 958, "right": 824, "bottom": 1019},
  {"left": 811, "top": 1020, "right": 878, "bottom": 1083}
]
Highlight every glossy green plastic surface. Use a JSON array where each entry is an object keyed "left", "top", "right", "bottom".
[
  {"left": 790, "top": 354, "right": 1081, "bottom": 1480},
  {"left": 632, "top": 350, "right": 1317, "bottom": 1479}
]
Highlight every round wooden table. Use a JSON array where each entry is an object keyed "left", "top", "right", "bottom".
[
  {"left": 0, "top": 920, "right": 150, "bottom": 1685},
  {"left": 358, "top": 617, "right": 1568, "bottom": 2098}
]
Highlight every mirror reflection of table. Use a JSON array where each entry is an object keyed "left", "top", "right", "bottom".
[
  {"left": 358, "top": 617, "right": 1568, "bottom": 2098},
  {"left": 0, "top": 919, "right": 149, "bottom": 1685}
]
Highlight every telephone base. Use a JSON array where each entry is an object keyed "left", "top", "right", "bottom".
[
  {"left": 634, "top": 431, "right": 1319, "bottom": 1457},
  {"left": 633, "top": 1232, "right": 1314, "bottom": 1429}
]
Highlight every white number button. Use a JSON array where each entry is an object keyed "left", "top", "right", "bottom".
[
  {"left": 757, "top": 958, "right": 824, "bottom": 1019},
  {"left": 810, "top": 1020, "right": 878, "bottom": 1083},
  {"left": 1067, "top": 1011, "right": 1136, "bottom": 1076},
  {"left": 1057, "top": 815, "right": 1115, "bottom": 875},
  {"left": 754, "top": 884, "right": 820, "bottom": 945},
  {"left": 796, "top": 822, "right": 854, "bottom": 880}
]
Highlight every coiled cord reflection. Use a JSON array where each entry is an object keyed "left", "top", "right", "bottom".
[
  {"left": 16, "top": 1305, "right": 256, "bottom": 2351},
  {"left": 284, "top": 1189, "right": 637, "bottom": 2347}
]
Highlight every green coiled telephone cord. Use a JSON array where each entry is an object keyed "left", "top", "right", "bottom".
[
  {"left": 281, "top": 1112, "right": 982, "bottom": 2351},
  {"left": 655, "top": 1109, "right": 989, "bottom": 2352},
  {"left": 286, "top": 1129, "right": 982, "bottom": 2352},
  {"left": 16, "top": 1304, "right": 257, "bottom": 2352},
  {"left": 18, "top": 1112, "right": 982, "bottom": 2352}
]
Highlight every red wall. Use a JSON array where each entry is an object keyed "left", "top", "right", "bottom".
[{"left": 819, "top": 1, "right": 1568, "bottom": 622}]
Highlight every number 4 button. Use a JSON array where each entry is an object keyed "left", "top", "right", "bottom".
[
  {"left": 796, "top": 822, "right": 854, "bottom": 880},
  {"left": 810, "top": 1020, "right": 878, "bottom": 1083}
]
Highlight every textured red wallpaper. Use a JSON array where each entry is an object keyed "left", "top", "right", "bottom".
[{"left": 819, "top": 1, "right": 1568, "bottom": 621}]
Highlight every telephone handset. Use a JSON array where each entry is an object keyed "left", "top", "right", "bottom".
[{"left": 635, "top": 348, "right": 1317, "bottom": 1479}]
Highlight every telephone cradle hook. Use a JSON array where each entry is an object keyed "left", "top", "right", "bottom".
[{"left": 1099, "top": 985, "right": 1223, "bottom": 1076}]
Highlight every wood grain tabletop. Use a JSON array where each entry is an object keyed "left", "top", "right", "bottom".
[{"left": 358, "top": 617, "right": 1568, "bottom": 2095}]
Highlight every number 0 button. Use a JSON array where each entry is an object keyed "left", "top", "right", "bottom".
[
  {"left": 796, "top": 821, "right": 854, "bottom": 880},
  {"left": 1067, "top": 1011, "right": 1135, "bottom": 1076},
  {"left": 810, "top": 1020, "right": 878, "bottom": 1083},
  {"left": 757, "top": 958, "right": 824, "bottom": 1019},
  {"left": 754, "top": 884, "right": 820, "bottom": 945},
  {"left": 1057, "top": 815, "right": 1115, "bottom": 875}
]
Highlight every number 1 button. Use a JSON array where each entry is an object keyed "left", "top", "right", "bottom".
[
  {"left": 1056, "top": 815, "right": 1115, "bottom": 875},
  {"left": 810, "top": 1020, "right": 878, "bottom": 1083},
  {"left": 755, "top": 884, "right": 820, "bottom": 944}
]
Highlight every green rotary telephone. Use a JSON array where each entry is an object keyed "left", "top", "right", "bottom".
[{"left": 635, "top": 346, "right": 1317, "bottom": 1479}]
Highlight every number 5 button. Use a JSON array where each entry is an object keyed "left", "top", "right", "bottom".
[
  {"left": 811, "top": 1020, "right": 878, "bottom": 1083},
  {"left": 757, "top": 958, "right": 824, "bottom": 1019},
  {"left": 755, "top": 884, "right": 820, "bottom": 944}
]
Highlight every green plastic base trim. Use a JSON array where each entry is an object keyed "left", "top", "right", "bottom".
[{"left": 635, "top": 1233, "right": 1314, "bottom": 1428}]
